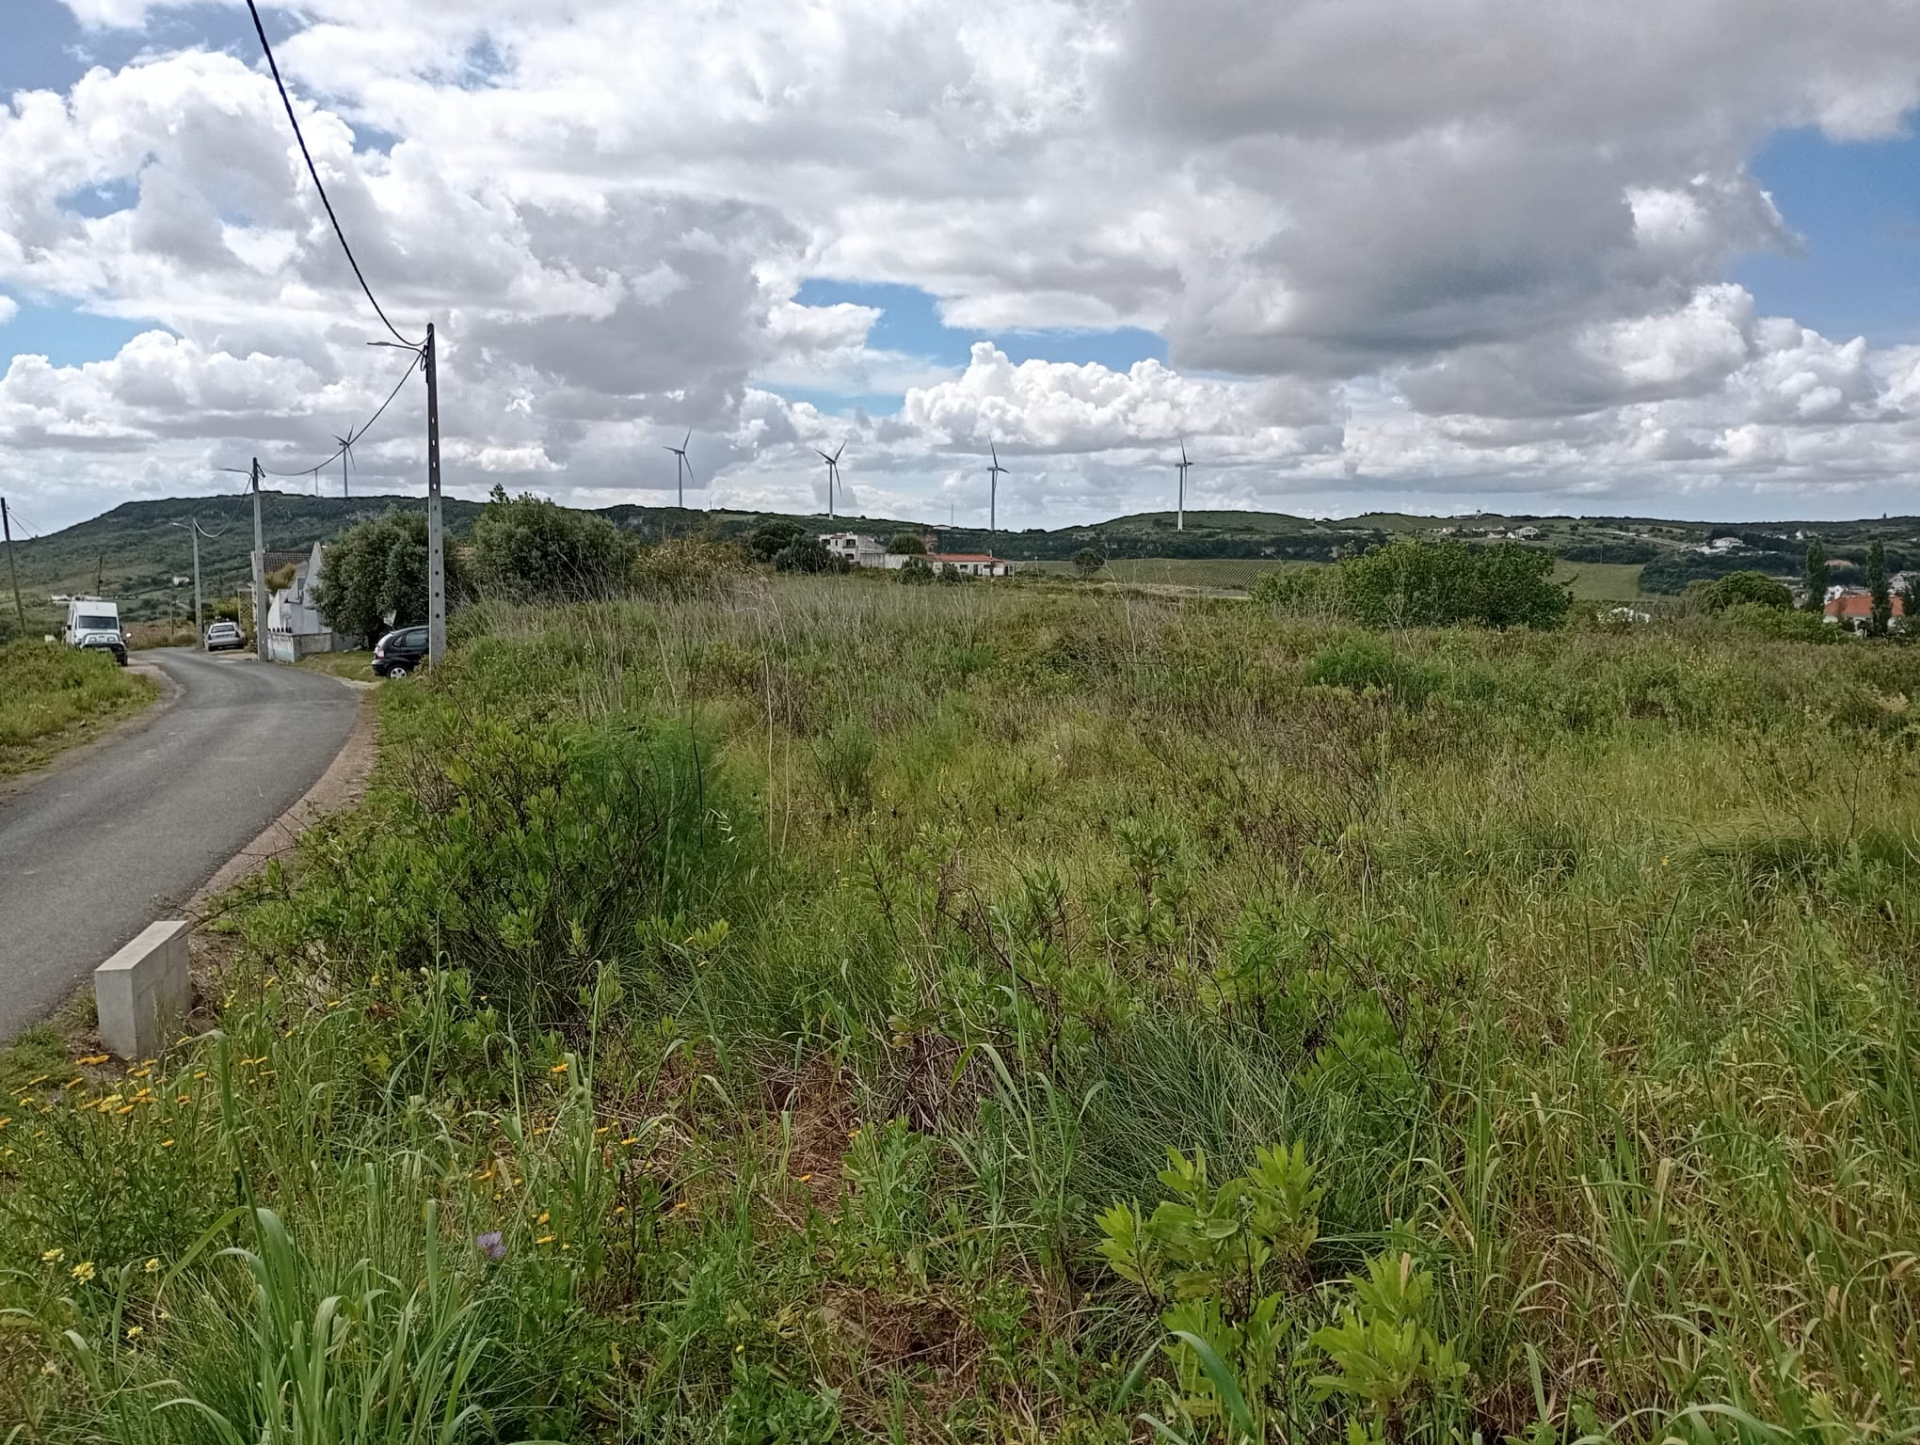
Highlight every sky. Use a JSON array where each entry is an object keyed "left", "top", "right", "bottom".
[{"left": 2, "top": 1, "right": 1920, "bottom": 534}]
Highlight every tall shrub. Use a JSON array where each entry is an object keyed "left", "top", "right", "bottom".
[{"left": 470, "top": 485, "right": 634, "bottom": 602}]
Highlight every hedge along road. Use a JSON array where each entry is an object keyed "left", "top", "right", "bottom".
[{"left": 0, "top": 648, "right": 359, "bottom": 1043}]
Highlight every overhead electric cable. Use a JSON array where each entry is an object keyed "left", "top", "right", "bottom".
[
  {"left": 259, "top": 348, "right": 424, "bottom": 477},
  {"left": 244, "top": 0, "right": 422, "bottom": 349}
]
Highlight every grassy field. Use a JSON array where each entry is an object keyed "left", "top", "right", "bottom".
[
  {"left": 2, "top": 582, "right": 1916, "bottom": 1443},
  {"left": 0, "top": 640, "right": 157, "bottom": 778},
  {"left": 1551, "top": 558, "right": 1646, "bottom": 602}
]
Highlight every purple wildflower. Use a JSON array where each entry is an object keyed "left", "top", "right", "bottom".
[{"left": 475, "top": 1231, "right": 505, "bottom": 1260}]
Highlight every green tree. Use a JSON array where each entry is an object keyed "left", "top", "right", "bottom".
[
  {"left": 1469, "top": 543, "right": 1573, "bottom": 629},
  {"left": 1803, "top": 538, "right": 1829, "bottom": 612},
  {"left": 470, "top": 485, "right": 633, "bottom": 602},
  {"left": 889, "top": 532, "right": 928, "bottom": 555},
  {"left": 1073, "top": 546, "right": 1106, "bottom": 578},
  {"left": 896, "top": 556, "right": 935, "bottom": 585},
  {"left": 1696, "top": 570, "right": 1793, "bottom": 613},
  {"left": 315, "top": 509, "right": 466, "bottom": 646},
  {"left": 1868, "top": 540, "right": 1891, "bottom": 636},
  {"left": 749, "top": 520, "right": 807, "bottom": 562}
]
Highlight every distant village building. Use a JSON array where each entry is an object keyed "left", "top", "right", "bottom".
[
  {"left": 820, "top": 533, "right": 890, "bottom": 568},
  {"left": 265, "top": 541, "right": 346, "bottom": 660},
  {"left": 1512, "top": 526, "right": 1541, "bottom": 540},
  {"left": 1824, "top": 590, "right": 1907, "bottom": 633},
  {"left": 1701, "top": 536, "right": 1742, "bottom": 554},
  {"left": 924, "top": 552, "right": 1012, "bottom": 578}
]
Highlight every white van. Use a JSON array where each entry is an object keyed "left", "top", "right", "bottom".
[{"left": 65, "top": 597, "right": 128, "bottom": 666}]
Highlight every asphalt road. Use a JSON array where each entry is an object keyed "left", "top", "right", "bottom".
[{"left": 0, "top": 649, "right": 359, "bottom": 1042}]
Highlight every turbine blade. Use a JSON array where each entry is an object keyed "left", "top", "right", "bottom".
[
  {"left": 683, "top": 428, "right": 692, "bottom": 449},
  {"left": 832, "top": 441, "right": 846, "bottom": 462}
]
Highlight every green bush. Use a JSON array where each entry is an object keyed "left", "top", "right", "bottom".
[
  {"left": 1304, "top": 635, "right": 1436, "bottom": 703},
  {"left": 289, "top": 711, "right": 747, "bottom": 1023},
  {"left": 471, "top": 485, "right": 635, "bottom": 602},
  {"left": 1259, "top": 541, "right": 1569, "bottom": 630},
  {"left": 1692, "top": 569, "right": 1792, "bottom": 612}
]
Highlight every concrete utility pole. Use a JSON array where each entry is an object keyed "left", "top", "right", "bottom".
[
  {"left": 168, "top": 519, "right": 207, "bottom": 649},
  {"left": 424, "top": 322, "right": 446, "bottom": 669},
  {"left": 251, "top": 459, "right": 269, "bottom": 661},
  {"left": 2, "top": 497, "right": 25, "bottom": 636}
]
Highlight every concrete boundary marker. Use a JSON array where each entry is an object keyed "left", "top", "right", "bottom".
[{"left": 94, "top": 920, "right": 192, "bottom": 1060}]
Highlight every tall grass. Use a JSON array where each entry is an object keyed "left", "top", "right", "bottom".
[
  {"left": 5, "top": 581, "right": 1918, "bottom": 1442},
  {"left": 0, "top": 640, "right": 154, "bottom": 775}
]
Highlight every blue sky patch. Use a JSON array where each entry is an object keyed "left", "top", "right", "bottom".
[
  {"left": 1734, "top": 127, "right": 1920, "bottom": 346},
  {"left": 1, "top": 301, "right": 162, "bottom": 368},
  {"left": 796, "top": 278, "right": 1168, "bottom": 374}
]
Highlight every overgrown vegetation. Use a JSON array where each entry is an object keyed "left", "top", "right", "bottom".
[
  {"left": 0, "top": 639, "right": 156, "bottom": 776},
  {"left": 5, "top": 582, "right": 1920, "bottom": 1443},
  {"left": 1253, "top": 537, "right": 1571, "bottom": 629}
]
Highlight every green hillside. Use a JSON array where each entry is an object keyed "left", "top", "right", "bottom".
[{"left": 8, "top": 489, "right": 1920, "bottom": 634}]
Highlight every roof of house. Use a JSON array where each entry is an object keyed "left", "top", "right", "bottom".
[
  {"left": 1825, "top": 592, "right": 1907, "bottom": 619},
  {"left": 928, "top": 552, "right": 1001, "bottom": 564}
]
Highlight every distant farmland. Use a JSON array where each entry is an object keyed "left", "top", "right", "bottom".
[{"left": 1033, "top": 554, "right": 1649, "bottom": 601}]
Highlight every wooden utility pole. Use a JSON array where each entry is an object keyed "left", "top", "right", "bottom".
[
  {"left": 424, "top": 322, "right": 445, "bottom": 669},
  {"left": 2, "top": 497, "right": 25, "bottom": 636},
  {"left": 251, "top": 459, "right": 269, "bottom": 661}
]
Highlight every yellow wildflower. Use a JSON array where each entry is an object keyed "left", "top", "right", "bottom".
[
  {"left": 548, "top": 1061, "right": 569, "bottom": 1075},
  {"left": 126, "top": 1325, "right": 143, "bottom": 1339},
  {"left": 71, "top": 1261, "right": 96, "bottom": 1282},
  {"left": 144, "top": 1257, "right": 160, "bottom": 1273},
  {"left": 160, "top": 1138, "right": 176, "bottom": 1148},
  {"left": 619, "top": 1135, "right": 638, "bottom": 1147},
  {"left": 536, "top": 1211, "right": 550, "bottom": 1225},
  {"left": 40, "top": 1248, "right": 63, "bottom": 1263},
  {"left": 535, "top": 1234, "right": 556, "bottom": 1245}
]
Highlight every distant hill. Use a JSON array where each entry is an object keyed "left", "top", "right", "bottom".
[{"left": 7, "top": 489, "right": 1919, "bottom": 632}]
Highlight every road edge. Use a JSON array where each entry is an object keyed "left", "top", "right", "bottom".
[
  {"left": 188, "top": 680, "right": 380, "bottom": 909},
  {"left": 0, "top": 674, "right": 380, "bottom": 1068}
]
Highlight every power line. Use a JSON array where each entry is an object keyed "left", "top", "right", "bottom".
[
  {"left": 259, "top": 348, "right": 424, "bottom": 478},
  {"left": 243, "top": 0, "right": 422, "bottom": 349}
]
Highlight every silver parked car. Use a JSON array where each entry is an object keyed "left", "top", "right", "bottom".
[{"left": 205, "top": 621, "right": 246, "bottom": 652}]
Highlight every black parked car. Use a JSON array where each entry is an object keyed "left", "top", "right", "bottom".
[{"left": 371, "top": 625, "right": 428, "bottom": 678}]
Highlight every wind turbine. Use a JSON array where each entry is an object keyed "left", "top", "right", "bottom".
[
  {"left": 665, "top": 429, "right": 694, "bottom": 508},
  {"left": 333, "top": 427, "right": 360, "bottom": 499},
  {"left": 987, "top": 442, "right": 1009, "bottom": 536},
  {"left": 815, "top": 441, "right": 846, "bottom": 520},
  {"left": 1174, "top": 439, "right": 1193, "bottom": 532}
]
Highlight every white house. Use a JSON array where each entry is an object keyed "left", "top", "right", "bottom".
[
  {"left": 1513, "top": 525, "right": 1541, "bottom": 540},
  {"left": 820, "top": 532, "right": 890, "bottom": 568},
  {"left": 265, "top": 541, "right": 346, "bottom": 661},
  {"left": 924, "top": 551, "right": 1013, "bottom": 578}
]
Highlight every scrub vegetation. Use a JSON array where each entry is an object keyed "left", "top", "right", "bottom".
[
  {"left": 0, "top": 640, "right": 156, "bottom": 777},
  {"left": 4, "top": 576, "right": 1918, "bottom": 1444}
]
